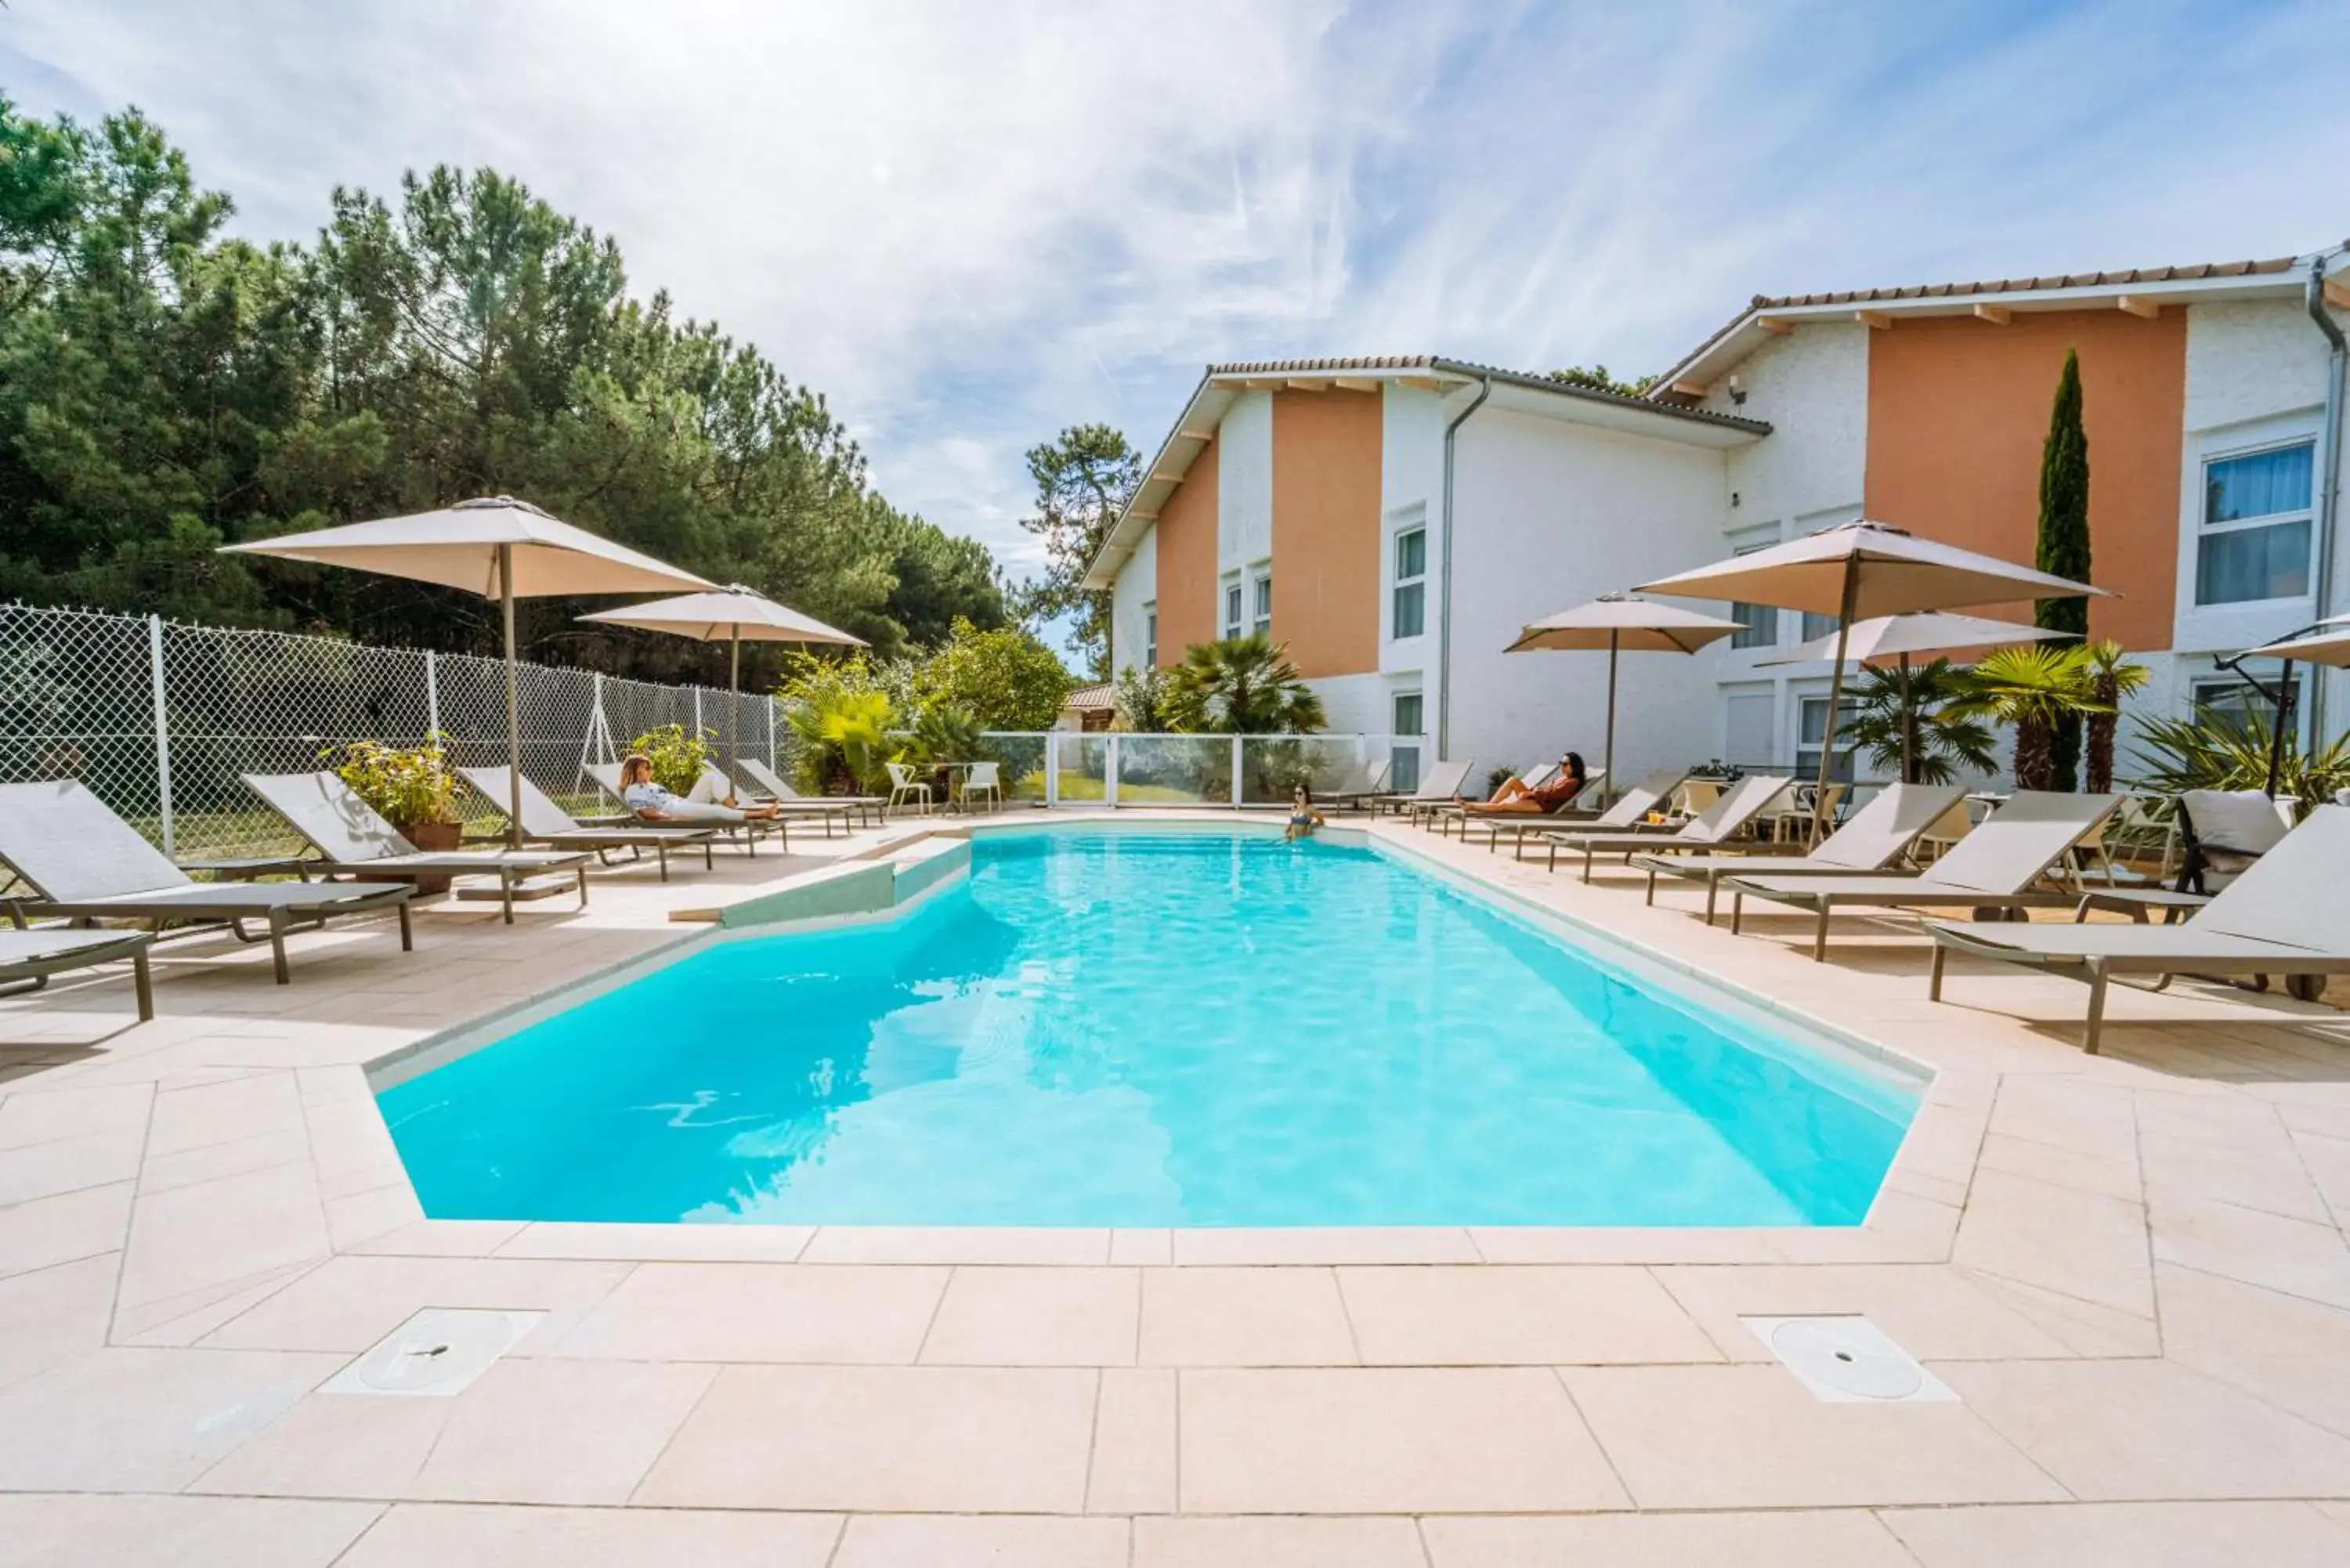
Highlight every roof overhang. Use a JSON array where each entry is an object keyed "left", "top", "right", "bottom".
[
  {"left": 1651, "top": 251, "right": 2341, "bottom": 404},
  {"left": 1082, "top": 357, "right": 1770, "bottom": 589}
]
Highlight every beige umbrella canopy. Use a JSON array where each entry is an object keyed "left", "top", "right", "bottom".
[
  {"left": 1637, "top": 522, "right": 2109, "bottom": 840},
  {"left": 222, "top": 497, "right": 714, "bottom": 845},
  {"left": 1759, "top": 612, "right": 2070, "bottom": 785},
  {"left": 1504, "top": 594, "right": 1746, "bottom": 805},
  {"left": 2236, "top": 616, "right": 2350, "bottom": 796},
  {"left": 578, "top": 587, "right": 865, "bottom": 778}
]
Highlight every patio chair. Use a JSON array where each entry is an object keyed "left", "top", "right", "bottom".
[
  {"left": 1319, "top": 754, "right": 1392, "bottom": 814},
  {"left": 2171, "top": 788, "right": 2295, "bottom": 894},
  {"left": 459, "top": 767, "right": 717, "bottom": 883},
  {"left": 0, "top": 779, "right": 412, "bottom": 985},
  {"left": 1926, "top": 804, "right": 2350, "bottom": 1053},
  {"left": 0, "top": 927, "right": 155, "bottom": 1020},
  {"left": 584, "top": 763, "right": 786, "bottom": 855},
  {"left": 1368, "top": 757, "right": 1473, "bottom": 820},
  {"left": 735, "top": 757, "right": 884, "bottom": 827},
  {"left": 1633, "top": 782, "right": 1966, "bottom": 923},
  {"left": 963, "top": 761, "right": 1003, "bottom": 812},
  {"left": 1725, "top": 789, "right": 2121, "bottom": 961},
  {"left": 1455, "top": 766, "right": 1678, "bottom": 854},
  {"left": 885, "top": 761, "right": 934, "bottom": 817},
  {"left": 244, "top": 772, "right": 591, "bottom": 924},
  {"left": 1530, "top": 773, "right": 1795, "bottom": 882}
]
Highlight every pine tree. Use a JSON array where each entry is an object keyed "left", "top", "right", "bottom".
[{"left": 2035, "top": 349, "right": 2092, "bottom": 789}]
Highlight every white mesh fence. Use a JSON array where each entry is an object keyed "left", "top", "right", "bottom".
[{"left": 0, "top": 602, "right": 790, "bottom": 862}]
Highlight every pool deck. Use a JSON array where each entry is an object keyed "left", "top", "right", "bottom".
[{"left": 5, "top": 808, "right": 2350, "bottom": 1564}]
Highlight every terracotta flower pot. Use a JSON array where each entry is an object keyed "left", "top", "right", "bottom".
[{"left": 401, "top": 818, "right": 463, "bottom": 894}]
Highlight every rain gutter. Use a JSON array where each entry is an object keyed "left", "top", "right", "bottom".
[{"left": 1436, "top": 374, "right": 1493, "bottom": 758}]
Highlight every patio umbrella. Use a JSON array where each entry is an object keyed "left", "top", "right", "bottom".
[
  {"left": 1636, "top": 521, "right": 2109, "bottom": 840},
  {"left": 577, "top": 586, "right": 865, "bottom": 782},
  {"left": 2236, "top": 616, "right": 2350, "bottom": 796},
  {"left": 1759, "top": 612, "right": 2070, "bottom": 785},
  {"left": 222, "top": 497, "right": 713, "bottom": 845},
  {"left": 1504, "top": 594, "right": 1746, "bottom": 805}
]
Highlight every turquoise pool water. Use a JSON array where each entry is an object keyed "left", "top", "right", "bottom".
[{"left": 379, "top": 830, "right": 1918, "bottom": 1227}]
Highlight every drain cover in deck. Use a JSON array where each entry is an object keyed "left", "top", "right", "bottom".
[
  {"left": 1741, "top": 1315, "right": 1956, "bottom": 1404},
  {"left": 320, "top": 1308, "right": 544, "bottom": 1397}
]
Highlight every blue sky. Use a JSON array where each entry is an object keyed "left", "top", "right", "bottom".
[{"left": 9, "top": 0, "right": 2348, "bottom": 615}]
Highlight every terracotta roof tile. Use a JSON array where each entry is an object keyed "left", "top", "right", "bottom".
[{"left": 1749, "top": 255, "right": 2298, "bottom": 310}]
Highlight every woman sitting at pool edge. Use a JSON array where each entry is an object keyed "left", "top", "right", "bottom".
[
  {"left": 1464, "top": 750, "right": 1589, "bottom": 815},
  {"left": 1285, "top": 783, "right": 1325, "bottom": 840},
  {"left": 617, "top": 753, "right": 783, "bottom": 824}
]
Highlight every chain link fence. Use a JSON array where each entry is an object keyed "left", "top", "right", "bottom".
[{"left": 0, "top": 602, "right": 793, "bottom": 862}]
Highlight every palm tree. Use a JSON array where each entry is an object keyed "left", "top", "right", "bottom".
[
  {"left": 1949, "top": 643, "right": 2110, "bottom": 791},
  {"left": 1845, "top": 659, "right": 1999, "bottom": 785},
  {"left": 1164, "top": 634, "right": 1327, "bottom": 734},
  {"left": 2080, "top": 639, "right": 2150, "bottom": 794}
]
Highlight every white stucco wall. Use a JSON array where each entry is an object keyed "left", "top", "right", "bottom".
[
  {"left": 1217, "top": 391, "right": 1274, "bottom": 597},
  {"left": 1443, "top": 407, "right": 1733, "bottom": 786},
  {"left": 1108, "top": 523, "right": 1158, "bottom": 678}
]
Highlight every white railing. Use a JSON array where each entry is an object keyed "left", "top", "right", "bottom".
[{"left": 978, "top": 732, "right": 1417, "bottom": 810}]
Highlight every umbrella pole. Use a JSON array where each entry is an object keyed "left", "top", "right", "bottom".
[
  {"left": 1603, "top": 630, "right": 1619, "bottom": 809},
  {"left": 2265, "top": 657, "right": 2296, "bottom": 797},
  {"left": 1899, "top": 652, "right": 1915, "bottom": 786},
  {"left": 728, "top": 625, "right": 742, "bottom": 791},
  {"left": 1810, "top": 558, "right": 1860, "bottom": 845},
  {"left": 499, "top": 543, "right": 523, "bottom": 850}
]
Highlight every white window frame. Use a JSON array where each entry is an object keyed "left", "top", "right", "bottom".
[
  {"left": 1250, "top": 565, "right": 1272, "bottom": 638},
  {"left": 1725, "top": 524, "right": 1782, "bottom": 652},
  {"left": 1391, "top": 523, "right": 1428, "bottom": 641},
  {"left": 1142, "top": 601, "right": 1157, "bottom": 669},
  {"left": 1220, "top": 571, "right": 1243, "bottom": 641},
  {"left": 2194, "top": 438, "right": 2317, "bottom": 609},
  {"left": 1390, "top": 689, "right": 1424, "bottom": 793},
  {"left": 1794, "top": 689, "right": 1860, "bottom": 785}
]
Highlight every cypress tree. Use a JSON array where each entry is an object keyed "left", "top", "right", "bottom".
[{"left": 2035, "top": 349, "right": 2091, "bottom": 789}]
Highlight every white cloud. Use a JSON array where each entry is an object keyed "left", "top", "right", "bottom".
[{"left": 9, "top": 0, "right": 2350, "bottom": 580}]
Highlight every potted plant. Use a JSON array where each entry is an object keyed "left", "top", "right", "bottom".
[
  {"left": 628, "top": 723, "right": 718, "bottom": 796},
  {"left": 321, "top": 734, "right": 464, "bottom": 890}
]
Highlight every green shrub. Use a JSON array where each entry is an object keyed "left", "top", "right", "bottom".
[
  {"left": 627, "top": 723, "right": 714, "bottom": 795},
  {"left": 322, "top": 734, "right": 457, "bottom": 829}
]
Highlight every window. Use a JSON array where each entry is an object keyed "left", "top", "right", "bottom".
[
  {"left": 1800, "top": 611, "right": 1840, "bottom": 645},
  {"left": 1795, "top": 693, "right": 1859, "bottom": 784},
  {"left": 1392, "top": 526, "right": 1427, "bottom": 639},
  {"left": 1142, "top": 601, "right": 1157, "bottom": 669},
  {"left": 1251, "top": 569, "right": 1272, "bottom": 638},
  {"left": 1723, "top": 690, "right": 1776, "bottom": 768},
  {"left": 2192, "top": 667, "right": 2301, "bottom": 732},
  {"left": 1390, "top": 692, "right": 1424, "bottom": 793},
  {"left": 1726, "top": 530, "right": 1780, "bottom": 650},
  {"left": 1222, "top": 573, "right": 1243, "bottom": 639},
  {"left": 2197, "top": 443, "right": 2314, "bottom": 606}
]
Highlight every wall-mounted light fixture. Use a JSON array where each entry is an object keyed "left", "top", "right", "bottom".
[{"left": 1726, "top": 374, "right": 1748, "bottom": 407}]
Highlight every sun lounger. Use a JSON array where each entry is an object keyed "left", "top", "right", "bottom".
[
  {"left": 1529, "top": 773, "right": 1795, "bottom": 881},
  {"left": 586, "top": 763, "right": 786, "bottom": 854},
  {"left": 700, "top": 763, "right": 855, "bottom": 837},
  {"left": 734, "top": 757, "right": 884, "bottom": 827},
  {"left": 0, "top": 927, "right": 155, "bottom": 1019},
  {"left": 1431, "top": 761, "right": 1562, "bottom": 838},
  {"left": 1447, "top": 766, "right": 1675, "bottom": 854},
  {"left": 0, "top": 779, "right": 412, "bottom": 985},
  {"left": 459, "top": 767, "right": 716, "bottom": 882},
  {"left": 1926, "top": 804, "right": 2350, "bottom": 1053},
  {"left": 1369, "top": 758, "right": 1472, "bottom": 822},
  {"left": 1319, "top": 755, "right": 1393, "bottom": 814},
  {"left": 1634, "top": 782, "right": 1966, "bottom": 922},
  {"left": 244, "top": 772, "right": 592, "bottom": 924},
  {"left": 1726, "top": 789, "right": 2121, "bottom": 961}
]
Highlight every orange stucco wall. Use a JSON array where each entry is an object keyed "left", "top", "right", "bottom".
[
  {"left": 1152, "top": 433, "right": 1217, "bottom": 669},
  {"left": 1269, "top": 389, "right": 1383, "bottom": 678},
  {"left": 1864, "top": 310, "right": 2185, "bottom": 649}
]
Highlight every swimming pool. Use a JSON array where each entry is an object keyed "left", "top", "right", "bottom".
[{"left": 378, "top": 828, "right": 1919, "bottom": 1227}]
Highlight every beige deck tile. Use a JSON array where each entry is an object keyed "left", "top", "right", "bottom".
[
  {"left": 1466, "top": 1225, "right": 1790, "bottom": 1264},
  {"left": 137, "top": 1127, "right": 311, "bottom": 1196},
  {"left": 2294, "top": 1128, "right": 2350, "bottom": 1228},
  {"left": 1951, "top": 1167, "right": 2152, "bottom": 1317},
  {"left": 1943, "top": 1355, "right": 2350, "bottom": 1499},
  {"left": 1958, "top": 1269, "right": 2162, "bottom": 1357},
  {"left": 1880, "top": 1499, "right": 2350, "bottom": 1566},
  {"left": 1170, "top": 1226, "right": 1480, "bottom": 1265},
  {"left": 1972, "top": 1131, "right": 2142, "bottom": 1202},
  {"left": 2133, "top": 1084, "right": 2297, "bottom": 1152},
  {"left": 920, "top": 1266, "right": 1139, "bottom": 1366},
  {"left": 1559, "top": 1363, "right": 2064, "bottom": 1509},
  {"left": 634, "top": 1364, "right": 1098, "bottom": 1512},
  {"left": 544, "top": 1260, "right": 945, "bottom": 1363},
  {"left": 0, "top": 1252, "right": 114, "bottom": 1393},
  {"left": 490, "top": 1219, "right": 810, "bottom": 1260},
  {"left": 2139, "top": 1128, "right": 2330, "bottom": 1223},
  {"left": 186, "top": 1383, "right": 448, "bottom": 1498},
  {"left": 1110, "top": 1227, "right": 1173, "bottom": 1265},
  {"left": 1984, "top": 1077, "right": 2138, "bottom": 1158},
  {"left": 0, "top": 1494, "right": 382, "bottom": 1568},
  {"left": 0, "top": 1345, "right": 336, "bottom": 1490},
  {"left": 118, "top": 1160, "right": 331, "bottom": 1311},
  {"left": 114, "top": 1258, "right": 321, "bottom": 1346},
  {"left": 0, "top": 1082, "right": 151, "bottom": 1151},
  {"left": 834, "top": 1514, "right": 1129, "bottom": 1567},
  {"left": 801, "top": 1226, "right": 1112, "bottom": 1263},
  {"left": 1135, "top": 1516, "right": 1427, "bottom": 1567},
  {"left": 2154, "top": 1263, "right": 2350, "bottom": 1439},
  {"left": 1179, "top": 1367, "right": 1628, "bottom": 1513},
  {"left": 411, "top": 1358, "right": 718, "bottom": 1503},
  {"left": 1423, "top": 1509, "right": 1918, "bottom": 1567},
  {"left": 2149, "top": 1194, "right": 2350, "bottom": 1309},
  {"left": 1086, "top": 1367, "right": 1177, "bottom": 1513},
  {"left": 1653, "top": 1263, "right": 2081, "bottom": 1362},
  {"left": 0, "top": 1126, "right": 146, "bottom": 1207},
  {"left": 347, "top": 1219, "right": 530, "bottom": 1257},
  {"left": 1139, "top": 1266, "right": 1358, "bottom": 1366},
  {"left": 200, "top": 1253, "right": 633, "bottom": 1352},
  {"left": 336, "top": 1502, "right": 841, "bottom": 1568},
  {"left": 0, "top": 1178, "right": 132, "bottom": 1281},
  {"left": 1336, "top": 1265, "right": 1721, "bottom": 1365},
  {"left": 146, "top": 1071, "right": 306, "bottom": 1157}
]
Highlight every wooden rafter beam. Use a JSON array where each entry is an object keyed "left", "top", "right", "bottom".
[
  {"left": 1669, "top": 379, "right": 1712, "bottom": 399},
  {"left": 1756, "top": 316, "right": 1794, "bottom": 336},
  {"left": 2117, "top": 295, "right": 2161, "bottom": 320},
  {"left": 1176, "top": 427, "right": 1217, "bottom": 441},
  {"left": 1856, "top": 309, "right": 1893, "bottom": 330},
  {"left": 1973, "top": 303, "right": 2012, "bottom": 326},
  {"left": 1395, "top": 375, "right": 1453, "bottom": 392},
  {"left": 1285, "top": 378, "right": 1332, "bottom": 392},
  {"left": 2323, "top": 276, "right": 2350, "bottom": 312},
  {"left": 1332, "top": 377, "right": 1381, "bottom": 392}
]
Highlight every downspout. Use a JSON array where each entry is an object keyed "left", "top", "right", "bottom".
[
  {"left": 1436, "top": 374, "right": 1493, "bottom": 759},
  {"left": 2307, "top": 254, "right": 2346, "bottom": 739}
]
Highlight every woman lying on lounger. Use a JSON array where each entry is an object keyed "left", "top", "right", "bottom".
[
  {"left": 1463, "top": 751, "right": 1589, "bottom": 815},
  {"left": 616, "top": 753, "right": 783, "bottom": 824}
]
